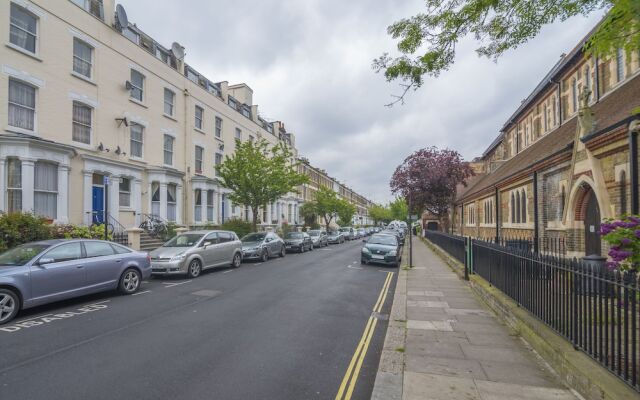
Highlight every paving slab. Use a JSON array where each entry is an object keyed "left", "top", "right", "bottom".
[{"left": 404, "top": 371, "right": 482, "bottom": 400}]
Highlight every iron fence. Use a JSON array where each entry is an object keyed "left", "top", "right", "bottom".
[
  {"left": 424, "top": 231, "right": 639, "bottom": 392},
  {"left": 424, "top": 230, "right": 465, "bottom": 264},
  {"left": 476, "top": 236, "right": 567, "bottom": 256}
]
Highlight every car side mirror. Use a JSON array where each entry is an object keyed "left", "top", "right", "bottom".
[
  {"left": 266, "top": 238, "right": 273, "bottom": 243},
  {"left": 38, "top": 257, "right": 55, "bottom": 265},
  {"left": 202, "top": 241, "right": 212, "bottom": 248}
]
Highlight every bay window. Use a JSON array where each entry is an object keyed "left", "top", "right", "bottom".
[
  {"left": 167, "top": 184, "right": 177, "bottom": 222},
  {"left": 207, "top": 190, "right": 214, "bottom": 221},
  {"left": 34, "top": 161, "right": 58, "bottom": 219},
  {"left": 6, "top": 158, "right": 22, "bottom": 212},
  {"left": 194, "top": 189, "right": 202, "bottom": 222}
]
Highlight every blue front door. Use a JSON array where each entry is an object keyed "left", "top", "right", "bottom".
[{"left": 92, "top": 186, "right": 104, "bottom": 224}]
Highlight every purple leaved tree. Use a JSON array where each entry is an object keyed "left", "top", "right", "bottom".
[{"left": 390, "top": 146, "right": 474, "bottom": 231}]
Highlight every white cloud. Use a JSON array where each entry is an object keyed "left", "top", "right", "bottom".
[{"left": 120, "top": 0, "right": 605, "bottom": 203}]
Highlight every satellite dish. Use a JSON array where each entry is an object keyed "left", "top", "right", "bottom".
[
  {"left": 114, "top": 4, "right": 129, "bottom": 32},
  {"left": 171, "top": 42, "right": 185, "bottom": 60}
]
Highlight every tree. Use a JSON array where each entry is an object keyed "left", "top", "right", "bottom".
[
  {"left": 336, "top": 199, "right": 357, "bottom": 227},
  {"left": 373, "top": 0, "right": 640, "bottom": 105},
  {"left": 216, "top": 139, "right": 309, "bottom": 232},
  {"left": 389, "top": 197, "right": 409, "bottom": 221},
  {"left": 309, "top": 186, "right": 342, "bottom": 232},
  {"left": 390, "top": 146, "right": 474, "bottom": 229},
  {"left": 368, "top": 204, "right": 393, "bottom": 224},
  {"left": 299, "top": 202, "right": 320, "bottom": 229}
]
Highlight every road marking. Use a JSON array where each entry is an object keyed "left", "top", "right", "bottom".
[
  {"left": 162, "top": 280, "right": 192, "bottom": 288},
  {"left": 335, "top": 272, "right": 394, "bottom": 400},
  {"left": 132, "top": 290, "right": 151, "bottom": 296},
  {"left": 0, "top": 300, "right": 111, "bottom": 333},
  {"left": 347, "top": 265, "right": 363, "bottom": 270},
  {"left": 255, "top": 263, "right": 263, "bottom": 266},
  {"left": 223, "top": 270, "right": 234, "bottom": 274}
]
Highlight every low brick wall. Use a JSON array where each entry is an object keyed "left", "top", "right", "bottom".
[{"left": 421, "top": 237, "right": 638, "bottom": 400}]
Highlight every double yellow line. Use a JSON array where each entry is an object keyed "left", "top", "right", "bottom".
[{"left": 335, "top": 271, "right": 394, "bottom": 400}]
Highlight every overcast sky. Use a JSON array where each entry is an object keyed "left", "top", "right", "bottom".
[{"left": 120, "top": 0, "right": 604, "bottom": 204}]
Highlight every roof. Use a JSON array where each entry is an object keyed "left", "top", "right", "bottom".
[{"left": 458, "top": 73, "right": 640, "bottom": 202}]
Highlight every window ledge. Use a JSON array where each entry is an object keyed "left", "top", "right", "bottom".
[
  {"left": 194, "top": 127, "right": 206, "bottom": 134},
  {"left": 163, "top": 113, "right": 177, "bottom": 122},
  {"left": 120, "top": 207, "right": 134, "bottom": 212},
  {"left": 5, "top": 126, "right": 38, "bottom": 136},
  {"left": 479, "top": 223, "right": 496, "bottom": 228},
  {"left": 163, "top": 164, "right": 174, "bottom": 169},
  {"left": 129, "top": 98, "right": 148, "bottom": 108},
  {"left": 128, "top": 156, "right": 146, "bottom": 163},
  {"left": 71, "top": 71, "right": 96, "bottom": 86},
  {"left": 71, "top": 141, "right": 95, "bottom": 151},
  {"left": 214, "top": 135, "right": 224, "bottom": 142},
  {"left": 6, "top": 43, "right": 42, "bottom": 61}
]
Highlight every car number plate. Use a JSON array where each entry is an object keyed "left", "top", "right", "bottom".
[{"left": 372, "top": 254, "right": 385, "bottom": 259}]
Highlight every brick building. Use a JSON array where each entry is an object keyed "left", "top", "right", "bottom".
[{"left": 451, "top": 24, "right": 640, "bottom": 258}]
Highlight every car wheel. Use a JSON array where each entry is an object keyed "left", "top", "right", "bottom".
[
  {"left": 118, "top": 268, "right": 141, "bottom": 294},
  {"left": 310, "top": 244, "right": 314, "bottom": 251},
  {"left": 361, "top": 258, "right": 368, "bottom": 265},
  {"left": 300, "top": 245, "right": 305, "bottom": 253},
  {"left": 0, "top": 289, "right": 20, "bottom": 325},
  {"left": 187, "top": 259, "right": 202, "bottom": 278},
  {"left": 261, "top": 249, "right": 269, "bottom": 262},
  {"left": 279, "top": 246, "right": 286, "bottom": 257},
  {"left": 232, "top": 253, "right": 242, "bottom": 268}
]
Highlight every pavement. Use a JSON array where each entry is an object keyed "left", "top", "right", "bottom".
[
  {"left": 371, "top": 236, "right": 580, "bottom": 400},
  {"left": 0, "top": 239, "right": 395, "bottom": 400}
]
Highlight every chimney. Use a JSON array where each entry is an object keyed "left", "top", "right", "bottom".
[{"left": 104, "top": 0, "right": 116, "bottom": 27}]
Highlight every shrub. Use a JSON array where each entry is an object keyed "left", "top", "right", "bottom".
[
  {"left": 0, "top": 212, "right": 52, "bottom": 252},
  {"left": 220, "top": 218, "right": 252, "bottom": 238},
  {"left": 50, "top": 223, "right": 111, "bottom": 240},
  {"left": 601, "top": 215, "right": 640, "bottom": 271}
]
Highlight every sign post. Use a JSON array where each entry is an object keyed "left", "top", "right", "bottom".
[{"left": 103, "top": 176, "right": 109, "bottom": 241}]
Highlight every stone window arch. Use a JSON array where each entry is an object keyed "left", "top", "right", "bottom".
[
  {"left": 515, "top": 191, "right": 521, "bottom": 224},
  {"left": 520, "top": 189, "right": 527, "bottom": 223}
]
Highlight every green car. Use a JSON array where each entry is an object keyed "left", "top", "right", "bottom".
[{"left": 361, "top": 234, "right": 401, "bottom": 267}]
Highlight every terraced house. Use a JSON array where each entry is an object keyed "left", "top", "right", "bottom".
[
  {"left": 0, "top": 0, "right": 312, "bottom": 231},
  {"left": 452, "top": 23, "right": 640, "bottom": 258},
  {"left": 298, "top": 158, "right": 374, "bottom": 226}
]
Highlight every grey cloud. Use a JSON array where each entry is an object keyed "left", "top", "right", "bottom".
[{"left": 120, "top": 0, "right": 604, "bottom": 202}]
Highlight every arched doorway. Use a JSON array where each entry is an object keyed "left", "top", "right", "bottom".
[
  {"left": 584, "top": 191, "right": 601, "bottom": 256},
  {"left": 426, "top": 221, "right": 439, "bottom": 231}
]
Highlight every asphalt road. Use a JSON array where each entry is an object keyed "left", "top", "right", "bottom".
[{"left": 0, "top": 239, "right": 396, "bottom": 400}]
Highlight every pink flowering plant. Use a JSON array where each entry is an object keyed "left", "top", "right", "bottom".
[{"left": 600, "top": 215, "right": 640, "bottom": 272}]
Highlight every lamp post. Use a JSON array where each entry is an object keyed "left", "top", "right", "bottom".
[{"left": 408, "top": 196, "right": 413, "bottom": 268}]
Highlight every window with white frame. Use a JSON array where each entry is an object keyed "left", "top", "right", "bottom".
[
  {"left": 130, "top": 123, "right": 144, "bottom": 158},
  {"left": 129, "top": 69, "right": 144, "bottom": 101},
  {"left": 235, "top": 128, "right": 242, "bottom": 140},
  {"left": 167, "top": 184, "right": 176, "bottom": 222},
  {"left": 6, "top": 158, "right": 22, "bottom": 212},
  {"left": 8, "top": 79, "right": 36, "bottom": 131},
  {"left": 72, "top": 101, "right": 92, "bottom": 144},
  {"left": 215, "top": 117, "right": 223, "bottom": 138},
  {"left": 163, "top": 88, "right": 175, "bottom": 116},
  {"left": 195, "top": 146, "right": 203, "bottom": 173},
  {"left": 151, "top": 182, "right": 160, "bottom": 216},
  {"left": 34, "top": 161, "right": 58, "bottom": 219},
  {"left": 10, "top": 3, "right": 37, "bottom": 54},
  {"left": 616, "top": 48, "right": 624, "bottom": 83},
  {"left": 194, "top": 189, "right": 202, "bottom": 222},
  {"left": 466, "top": 204, "right": 475, "bottom": 225},
  {"left": 215, "top": 153, "right": 223, "bottom": 176},
  {"left": 207, "top": 190, "right": 214, "bottom": 221},
  {"left": 163, "top": 134, "right": 174, "bottom": 166},
  {"left": 119, "top": 177, "right": 131, "bottom": 207},
  {"left": 195, "top": 105, "right": 204, "bottom": 130},
  {"left": 73, "top": 38, "right": 93, "bottom": 79}
]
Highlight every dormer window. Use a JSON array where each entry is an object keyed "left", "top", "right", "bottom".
[
  {"left": 122, "top": 27, "right": 139, "bottom": 44},
  {"left": 228, "top": 97, "right": 238, "bottom": 110},
  {"left": 241, "top": 105, "right": 251, "bottom": 119}
]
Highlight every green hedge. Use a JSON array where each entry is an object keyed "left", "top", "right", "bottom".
[{"left": 220, "top": 218, "right": 253, "bottom": 239}]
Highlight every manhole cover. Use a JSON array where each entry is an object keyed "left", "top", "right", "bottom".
[
  {"left": 191, "top": 290, "right": 222, "bottom": 297},
  {"left": 371, "top": 312, "right": 389, "bottom": 320}
]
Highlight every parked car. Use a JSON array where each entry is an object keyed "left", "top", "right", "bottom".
[
  {"left": 0, "top": 239, "right": 151, "bottom": 325},
  {"left": 308, "top": 230, "right": 329, "bottom": 248},
  {"left": 327, "top": 230, "right": 345, "bottom": 244},
  {"left": 357, "top": 228, "right": 366, "bottom": 238},
  {"left": 339, "top": 227, "right": 356, "bottom": 241},
  {"left": 361, "top": 233, "right": 402, "bottom": 267},
  {"left": 150, "top": 230, "right": 242, "bottom": 278},
  {"left": 382, "top": 229, "right": 405, "bottom": 246},
  {"left": 240, "top": 232, "right": 286, "bottom": 262},
  {"left": 284, "top": 232, "right": 313, "bottom": 253}
]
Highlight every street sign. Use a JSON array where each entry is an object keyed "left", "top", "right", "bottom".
[
  {"left": 410, "top": 214, "right": 418, "bottom": 221},
  {"left": 103, "top": 176, "right": 110, "bottom": 185}
]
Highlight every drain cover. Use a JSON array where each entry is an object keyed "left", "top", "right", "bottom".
[{"left": 191, "top": 290, "right": 221, "bottom": 297}]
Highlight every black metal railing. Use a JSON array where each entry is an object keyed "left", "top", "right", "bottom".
[
  {"left": 424, "top": 230, "right": 466, "bottom": 264},
  {"left": 476, "top": 236, "right": 567, "bottom": 257},
  {"left": 425, "top": 231, "right": 639, "bottom": 392}
]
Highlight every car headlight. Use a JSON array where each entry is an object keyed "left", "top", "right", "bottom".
[
  {"left": 362, "top": 247, "right": 371, "bottom": 254},
  {"left": 388, "top": 250, "right": 397, "bottom": 256},
  {"left": 171, "top": 253, "right": 186, "bottom": 261}
]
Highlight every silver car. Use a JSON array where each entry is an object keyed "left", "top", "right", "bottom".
[
  {"left": 0, "top": 239, "right": 151, "bottom": 325},
  {"left": 339, "top": 227, "right": 356, "bottom": 240},
  {"left": 241, "top": 232, "right": 286, "bottom": 262},
  {"left": 149, "top": 230, "right": 242, "bottom": 278}
]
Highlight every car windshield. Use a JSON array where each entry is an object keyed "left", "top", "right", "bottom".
[
  {"left": 163, "top": 234, "right": 203, "bottom": 247},
  {"left": 308, "top": 230, "right": 320, "bottom": 237},
  {"left": 242, "top": 233, "right": 266, "bottom": 242},
  {"left": 329, "top": 231, "right": 339, "bottom": 236},
  {"left": 285, "top": 232, "right": 303, "bottom": 239},
  {"left": 367, "top": 235, "right": 397, "bottom": 246},
  {"left": 0, "top": 243, "right": 50, "bottom": 266}
]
